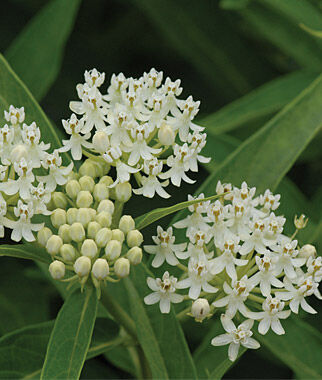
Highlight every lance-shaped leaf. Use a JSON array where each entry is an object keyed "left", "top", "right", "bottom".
[
  {"left": 0, "top": 244, "right": 51, "bottom": 265},
  {"left": 135, "top": 193, "right": 221, "bottom": 230},
  {"left": 5, "top": 0, "right": 81, "bottom": 101},
  {"left": 41, "top": 287, "right": 98, "bottom": 380},
  {"left": 0, "top": 53, "right": 70, "bottom": 161}
]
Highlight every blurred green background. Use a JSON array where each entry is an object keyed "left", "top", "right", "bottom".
[{"left": 0, "top": 0, "right": 321, "bottom": 378}]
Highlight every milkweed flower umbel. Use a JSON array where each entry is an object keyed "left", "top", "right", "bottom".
[{"left": 143, "top": 181, "right": 321, "bottom": 361}]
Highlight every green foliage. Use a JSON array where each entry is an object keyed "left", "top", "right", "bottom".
[
  {"left": 41, "top": 288, "right": 98, "bottom": 380},
  {"left": 0, "top": 244, "right": 51, "bottom": 264},
  {"left": 5, "top": 0, "right": 81, "bottom": 101}
]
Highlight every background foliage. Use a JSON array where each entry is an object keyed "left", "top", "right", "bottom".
[{"left": 0, "top": 0, "right": 321, "bottom": 378}]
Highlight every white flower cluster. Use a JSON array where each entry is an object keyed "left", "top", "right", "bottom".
[
  {"left": 38, "top": 169, "right": 143, "bottom": 297},
  {"left": 60, "top": 68, "right": 209, "bottom": 198},
  {"left": 143, "top": 181, "right": 321, "bottom": 361},
  {"left": 0, "top": 106, "right": 73, "bottom": 242}
]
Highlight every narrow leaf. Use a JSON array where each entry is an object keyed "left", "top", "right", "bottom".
[
  {"left": 0, "top": 244, "right": 51, "bottom": 265},
  {"left": 5, "top": 0, "right": 81, "bottom": 100},
  {"left": 41, "top": 288, "right": 98, "bottom": 380}
]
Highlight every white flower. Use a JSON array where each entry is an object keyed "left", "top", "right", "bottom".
[
  {"left": 306, "top": 256, "right": 322, "bottom": 282},
  {"left": 212, "top": 276, "right": 252, "bottom": 318},
  {"left": 0, "top": 124, "right": 15, "bottom": 164},
  {"left": 104, "top": 72, "right": 128, "bottom": 105},
  {"left": 225, "top": 199, "right": 251, "bottom": 240},
  {"left": 21, "top": 122, "right": 50, "bottom": 167},
  {"left": 0, "top": 165, "right": 8, "bottom": 181},
  {"left": 239, "top": 219, "right": 270, "bottom": 255},
  {"left": 211, "top": 314, "right": 260, "bottom": 362},
  {"left": 144, "top": 271, "right": 183, "bottom": 313},
  {"left": 186, "top": 230, "right": 213, "bottom": 260},
  {"left": 216, "top": 180, "right": 233, "bottom": 200},
  {"left": 248, "top": 296, "right": 291, "bottom": 335},
  {"left": 258, "top": 189, "right": 280, "bottom": 213},
  {"left": 177, "top": 257, "right": 218, "bottom": 299},
  {"left": 10, "top": 200, "right": 44, "bottom": 242},
  {"left": 186, "top": 132, "right": 210, "bottom": 171},
  {"left": 248, "top": 255, "right": 283, "bottom": 297},
  {"left": 28, "top": 182, "right": 52, "bottom": 215},
  {"left": 0, "top": 197, "right": 13, "bottom": 237},
  {"left": 144, "top": 226, "right": 187, "bottom": 267},
  {"left": 106, "top": 105, "right": 133, "bottom": 148},
  {"left": 206, "top": 199, "right": 230, "bottom": 247},
  {"left": 84, "top": 68, "right": 105, "bottom": 88},
  {"left": 4, "top": 105, "right": 25, "bottom": 125}
]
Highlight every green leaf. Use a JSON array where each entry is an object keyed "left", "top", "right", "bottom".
[
  {"left": 0, "top": 244, "right": 51, "bottom": 265},
  {"left": 300, "top": 23, "right": 322, "bottom": 38},
  {"left": 0, "top": 318, "right": 120, "bottom": 379},
  {"left": 5, "top": 0, "right": 81, "bottom": 101},
  {"left": 201, "top": 70, "right": 317, "bottom": 135},
  {"left": 198, "top": 74, "right": 322, "bottom": 195},
  {"left": 255, "top": 317, "right": 322, "bottom": 379},
  {"left": 41, "top": 287, "right": 98, "bottom": 380},
  {"left": 0, "top": 53, "right": 70, "bottom": 161},
  {"left": 135, "top": 193, "right": 221, "bottom": 230}
]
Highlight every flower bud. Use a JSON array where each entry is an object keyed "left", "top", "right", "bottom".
[
  {"left": 294, "top": 214, "right": 308, "bottom": 229},
  {"left": 158, "top": 123, "right": 175, "bottom": 146},
  {"left": 93, "top": 183, "right": 109, "bottom": 202},
  {"left": 92, "top": 160, "right": 110, "bottom": 178},
  {"left": 127, "top": 229, "right": 143, "bottom": 247},
  {"left": 95, "top": 227, "right": 112, "bottom": 247},
  {"left": 46, "top": 235, "right": 63, "bottom": 256},
  {"left": 191, "top": 298, "right": 210, "bottom": 322},
  {"left": 37, "top": 227, "right": 52, "bottom": 247},
  {"left": 114, "top": 257, "right": 130, "bottom": 278},
  {"left": 81, "top": 239, "right": 98, "bottom": 258},
  {"left": 112, "top": 229, "right": 125, "bottom": 243},
  {"left": 66, "top": 180, "right": 81, "bottom": 199},
  {"left": 92, "top": 258, "right": 109, "bottom": 280},
  {"left": 52, "top": 192, "right": 68, "bottom": 209},
  {"left": 60, "top": 244, "right": 76, "bottom": 261},
  {"left": 74, "top": 256, "right": 91, "bottom": 277},
  {"left": 49, "top": 260, "right": 65, "bottom": 280},
  {"left": 87, "top": 221, "right": 101, "bottom": 239},
  {"left": 93, "top": 131, "right": 110, "bottom": 153},
  {"left": 51, "top": 208, "right": 67, "bottom": 228},
  {"left": 99, "top": 176, "right": 113, "bottom": 186},
  {"left": 67, "top": 171, "right": 79, "bottom": 181},
  {"left": 11, "top": 144, "right": 28, "bottom": 162},
  {"left": 97, "top": 199, "right": 114, "bottom": 214},
  {"left": 79, "top": 175, "right": 95, "bottom": 192},
  {"left": 119, "top": 215, "right": 135, "bottom": 234},
  {"left": 77, "top": 208, "right": 92, "bottom": 227},
  {"left": 58, "top": 224, "right": 72, "bottom": 243},
  {"left": 299, "top": 244, "right": 316, "bottom": 260},
  {"left": 70, "top": 222, "right": 85, "bottom": 242},
  {"left": 115, "top": 182, "right": 132, "bottom": 202},
  {"left": 67, "top": 208, "right": 78, "bottom": 225},
  {"left": 76, "top": 191, "right": 93, "bottom": 208},
  {"left": 79, "top": 160, "right": 97, "bottom": 178},
  {"left": 96, "top": 211, "right": 112, "bottom": 227},
  {"left": 127, "top": 247, "right": 142, "bottom": 265},
  {"left": 105, "top": 240, "right": 122, "bottom": 261}
]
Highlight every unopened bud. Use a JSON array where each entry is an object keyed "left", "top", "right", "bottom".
[
  {"left": 127, "top": 229, "right": 143, "bottom": 247},
  {"left": 49, "top": 260, "right": 65, "bottom": 280},
  {"left": 67, "top": 208, "right": 78, "bottom": 224},
  {"left": 77, "top": 208, "right": 92, "bottom": 227},
  {"left": 70, "top": 222, "right": 85, "bottom": 242},
  {"left": 294, "top": 214, "right": 308, "bottom": 229},
  {"left": 58, "top": 224, "right": 72, "bottom": 243},
  {"left": 92, "top": 159, "right": 110, "bottom": 178},
  {"left": 37, "top": 227, "right": 52, "bottom": 247},
  {"left": 76, "top": 191, "right": 93, "bottom": 208},
  {"left": 52, "top": 192, "right": 68, "bottom": 209},
  {"left": 79, "top": 160, "right": 97, "bottom": 178},
  {"left": 60, "top": 244, "right": 76, "bottom": 261},
  {"left": 299, "top": 244, "right": 316, "bottom": 259},
  {"left": 93, "top": 131, "right": 110, "bottom": 153},
  {"left": 74, "top": 256, "right": 91, "bottom": 277},
  {"left": 158, "top": 123, "right": 175, "bottom": 146},
  {"left": 81, "top": 239, "right": 98, "bottom": 258},
  {"left": 119, "top": 215, "right": 135, "bottom": 234},
  {"left": 105, "top": 240, "right": 122, "bottom": 261},
  {"left": 115, "top": 182, "right": 132, "bottom": 202},
  {"left": 99, "top": 176, "right": 113, "bottom": 186},
  {"left": 96, "top": 211, "right": 112, "bottom": 227},
  {"left": 95, "top": 227, "right": 112, "bottom": 247},
  {"left": 127, "top": 247, "right": 142, "bottom": 265},
  {"left": 79, "top": 175, "right": 95, "bottom": 192},
  {"left": 97, "top": 199, "right": 114, "bottom": 214},
  {"left": 92, "top": 258, "right": 109, "bottom": 280},
  {"left": 66, "top": 180, "right": 81, "bottom": 199},
  {"left": 114, "top": 257, "right": 130, "bottom": 278},
  {"left": 51, "top": 208, "right": 67, "bottom": 228},
  {"left": 93, "top": 183, "right": 109, "bottom": 201},
  {"left": 112, "top": 229, "right": 124, "bottom": 243},
  {"left": 87, "top": 221, "right": 101, "bottom": 239},
  {"left": 191, "top": 298, "right": 210, "bottom": 322},
  {"left": 46, "top": 235, "right": 63, "bottom": 256}
]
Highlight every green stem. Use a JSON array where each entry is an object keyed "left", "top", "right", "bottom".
[{"left": 111, "top": 200, "right": 124, "bottom": 229}]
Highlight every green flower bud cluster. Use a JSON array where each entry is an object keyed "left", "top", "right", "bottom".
[{"left": 38, "top": 160, "right": 143, "bottom": 297}]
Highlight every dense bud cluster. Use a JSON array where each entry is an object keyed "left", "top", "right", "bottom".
[{"left": 143, "top": 181, "right": 321, "bottom": 361}]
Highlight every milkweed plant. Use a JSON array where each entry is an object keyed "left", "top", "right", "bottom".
[{"left": 1, "top": 67, "right": 321, "bottom": 373}]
